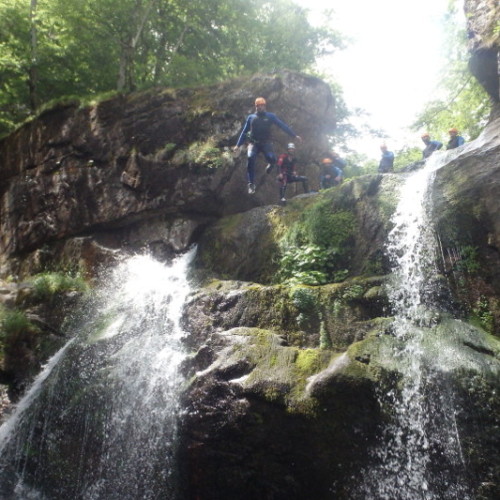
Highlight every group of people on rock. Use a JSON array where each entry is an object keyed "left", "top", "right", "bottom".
[
  {"left": 378, "top": 128, "right": 466, "bottom": 173},
  {"left": 234, "top": 96, "right": 466, "bottom": 202},
  {"left": 233, "top": 96, "right": 345, "bottom": 203},
  {"left": 421, "top": 128, "right": 465, "bottom": 158}
]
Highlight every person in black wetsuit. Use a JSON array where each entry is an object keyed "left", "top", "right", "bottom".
[
  {"left": 320, "top": 152, "right": 345, "bottom": 189},
  {"left": 276, "top": 143, "right": 309, "bottom": 203},
  {"left": 446, "top": 128, "right": 465, "bottom": 150},
  {"left": 234, "top": 97, "right": 302, "bottom": 194}
]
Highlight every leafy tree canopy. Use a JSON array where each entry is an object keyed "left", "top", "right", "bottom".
[
  {"left": 411, "top": 1, "right": 491, "bottom": 143},
  {"left": 0, "top": 0, "right": 345, "bottom": 136}
]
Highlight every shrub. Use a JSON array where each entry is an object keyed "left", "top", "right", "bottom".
[{"left": 31, "top": 272, "right": 89, "bottom": 301}]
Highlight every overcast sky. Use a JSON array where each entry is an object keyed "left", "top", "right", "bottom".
[{"left": 296, "top": 0, "right": 456, "bottom": 158}]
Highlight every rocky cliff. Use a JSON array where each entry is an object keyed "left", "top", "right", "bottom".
[
  {"left": 1, "top": 2, "right": 500, "bottom": 497},
  {"left": 465, "top": 0, "right": 500, "bottom": 115},
  {"left": 0, "top": 71, "right": 334, "bottom": 279}
]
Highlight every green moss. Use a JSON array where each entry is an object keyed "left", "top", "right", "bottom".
[
  {"left": 469, "top": 296, "right": 495, "bottom": 333},
  {"left": 31, "top": 272, "right": 89, "bottom": 301},
  {"left": 295, "top": 348, "right": 323, "bottom": 375},
  {"left": 0, "top": 307, "right": 39, "bottom": 349},
  {"left": 319, "top": 320, "right": 332, "bottom": 349},
  {"left": 173, "top": 138, "right": 233, "bottom": 171}
]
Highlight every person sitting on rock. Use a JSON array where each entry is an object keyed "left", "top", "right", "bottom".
[
  {"left": 233, "top": 97, "right": 302, "bottom": 195},
  {"left": 276, "top": 143, "right": 309, "bottom": 203},
  {"left": 446, "top": 128, "right": 465, "bottom": 150},
  {"left": 421, "top": 133, "right": 443, "bottom": 159},
  {"left": 378, "top": 144, "right": 394, "bottom": 173},
  {"left": 320, "top": 152, "right": 345, "bottom": 189}
]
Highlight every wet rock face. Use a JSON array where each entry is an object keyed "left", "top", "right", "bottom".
[
  {"left": 175, "top": 116, "right": 500, "bottom": 500},
  {"left": 192, "top": 175, "right": 402, "bottom": 285},
  {"left": 464, "top": 0, "right": 500, "bottom": 104},
  {"left": 432, "top": 115, "right": 500, "bottom": 329},
  {"left": 177, "top": 326, "right": 382, "bottom": 500},
  {"left": 0, "top": 71, "right": 335, "bottom": 277}
]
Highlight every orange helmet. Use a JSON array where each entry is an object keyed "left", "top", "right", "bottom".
[
  {"left": 421, "top": 133, "right": 430, "bottom": 139},
  {"left": 448, "top": 127, "right": 458, "bottom": 134},
  {"left": 321, "top": 158, "right": 333, "bottom": 164},
  {"left": 255, "top": 97, "right": 266, "bottom": 106}
]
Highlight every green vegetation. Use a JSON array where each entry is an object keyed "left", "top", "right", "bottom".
[
  {"left": 185, "top": 140, "right": 233, "bottom": 171},
  {"left": 278, "top": 197, "right": 356, "bottom": 285},
  {"left": 290, "top": 286, "right": 318, "bottom": 329},
  {"left": 0, "top": 305, "right": 39, "bottom": 354},
  {"left": 0, "top": 0, "right": 344, "bottom": 136},
  {"left": 319, "top": 320, "right": 332, "bottom": 349},
  {"left": 471, "top": 296, "right": 494, "bottom": 334},
  {"left": 454, "top": 246, "right": 481, "bottom": 274},
  {"left": 393, "top": 146, "right": 422, "bottom": 171},
  {"left": 31, "top": 272, "right": 89, "bottom": 301},
  {"left": 412, "top": 2, "right": 491, "bottom": 142}
]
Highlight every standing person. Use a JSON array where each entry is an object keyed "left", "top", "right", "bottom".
[
  {"left": 320, "top": 152, "right": 345, "bottom": 189},
  {"left": 276, "top": 143, "right": 309, "bottom": 203},
  {"left": 233, "top": 97, "right": 302, "bottom": 194},
  {"left": 421, "top": 133, "right": 443, "bottom": 159},
  {"left": 378, "top": 144, "right": 394, "bottom": 173},
  {"left": 446, "top": 128, "right": 465, "bottom": 150}
]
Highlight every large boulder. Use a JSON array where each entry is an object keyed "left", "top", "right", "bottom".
[
  {"left": 0, "top": 71, "right": 335, "bottom": 277},
  {"left": 193, "top": 174, "right": 402, "bottom": 284}
]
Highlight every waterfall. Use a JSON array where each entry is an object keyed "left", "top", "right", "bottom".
[
  {"left": 0, "top": 248, "right": 195, "bottom": 500},
  {"left": 357, "top": 153, "right": 473, "bottom": 500}
]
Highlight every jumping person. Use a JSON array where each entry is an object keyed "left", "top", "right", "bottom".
[
  {"left": 233, "top": 97, "right": 302, "bottom": 194},
  {"left": 276, "top": 143, "right": 309, "bottom": 203}
]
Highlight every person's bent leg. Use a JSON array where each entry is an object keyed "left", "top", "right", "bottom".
[{"left": 263, "top": 143, "right": 277, "bottom": 174}]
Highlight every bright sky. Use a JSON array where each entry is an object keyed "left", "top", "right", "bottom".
[{"left": 296, "top": 0, "right": 458, "bottom": 159}]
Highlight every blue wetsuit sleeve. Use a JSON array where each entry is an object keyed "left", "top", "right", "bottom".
[
  {"left": 435, "top": 141, "right": 443, "bottom": 150},
  {"left": 236, "top": 115, "right": 253, "bottom": 146},
  {"left": 267, "top": 112, "right": 297, "bottom": 138},
  {"left": 458, "top": 137, "right": 465, "bottom": 146}
]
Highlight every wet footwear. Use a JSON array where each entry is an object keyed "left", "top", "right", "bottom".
[
  {"left": 266, "top": 163, "right": 274, "bottom": 174},
  {"left": 248, "top": 183, "right": 256, "bottom": 194}
]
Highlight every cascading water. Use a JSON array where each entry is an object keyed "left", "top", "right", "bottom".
[
  {"left": 356, "top": 152, "right": 473, "bottom": 500},
  {"left": 0, "top": 248, "right": 195, "bottom": 499}
]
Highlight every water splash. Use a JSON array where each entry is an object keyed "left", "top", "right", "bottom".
[
  {"left": 0, "top": 248, "right": 196, "bottom": 499},
  {"left": 357, "top": 154, "right": 472, "bottom": 500}
]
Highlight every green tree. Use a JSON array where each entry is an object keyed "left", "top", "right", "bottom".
[
  {"left": 412, "top": 2, "right": 490, "bottom": 142},
  {"left": 0, "top": 0, "right": 345, "bottom": 136}
]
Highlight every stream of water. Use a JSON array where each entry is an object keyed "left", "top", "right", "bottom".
[
  {"left": 356, "top": 152, "right": 473, "bottom": 500},
  {"left": 0, "top": 150, "right": 481, "bottom": 499},
  {"left": 0, "top": 249, "right": 195, "bottom": 499}
]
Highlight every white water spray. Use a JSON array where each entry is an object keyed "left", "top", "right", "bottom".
[
  {"left": 0, "top": 248, "right": 196, "bottom": 499},
  {"left": 358, "top": 154, "right": 472, "bottom": 500}
]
